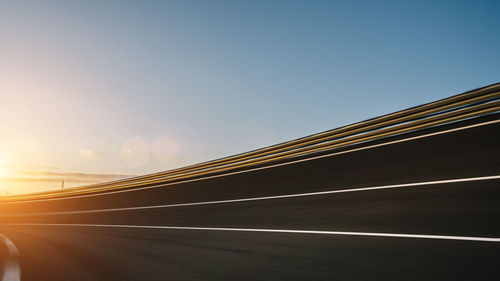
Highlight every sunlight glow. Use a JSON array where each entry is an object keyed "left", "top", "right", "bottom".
[
  {"left": 0, "top": 165, "right": 7, "bottom": 179},
  {"left": 0, "top": 152, "right": 9, "bottom": 179}
]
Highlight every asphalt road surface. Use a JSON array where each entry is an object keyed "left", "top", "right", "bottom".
[{"left": 1, "top": 113, "right": 500, "bottom": 281}]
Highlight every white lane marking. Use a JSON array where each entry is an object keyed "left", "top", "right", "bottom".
[
  {"left": 6, "top": 223, "right": 500, "bottom": 243},
  {"left": 4, "top": 174, "right": 500, "bottom": 216},
  {"left": 0, "top": 234, "right": 21, "bottom": 281},
  {"left": 8, "top": 118, "right": 500, "bottom": 203}
]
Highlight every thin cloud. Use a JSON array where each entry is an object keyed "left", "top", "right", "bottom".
[
  {"left": 1, "top": 164, "right": 135, "bottom": 184},
  {"left": 2, "top": 171, "right": 135, "bottom": 183},
  {"left": 80, "top": 150, "right": 102, "bottom": 160},
  {"left": 0, "top": 164, "right": 58, "bottom": 170}
]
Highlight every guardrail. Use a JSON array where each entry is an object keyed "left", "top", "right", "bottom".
[{"left": 5, "top": 83, "right": 500, "bottom": 200}]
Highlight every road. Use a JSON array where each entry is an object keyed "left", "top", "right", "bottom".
[{"left": 1, "top": 113, "right": 500, "bottom": 280}]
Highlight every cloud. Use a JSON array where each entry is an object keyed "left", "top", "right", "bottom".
[
  {"left": 2, "top": 170, "right": 135, "bottom": 183},
  {"left": 80, "top": 150, "right": 102, "bottom": 160},
  {"left": 0, "top": 164, "right": 137, "bottom": 194},
  {"left": 0, "top": 164, "right": 58, "bottom": 171}
]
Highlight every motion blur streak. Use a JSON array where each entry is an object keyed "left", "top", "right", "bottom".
[
  {"left": 5, "top": 224, "right": 500, "bottom": 242},
  {"left": 1, "top": 84, "right": 500, "bottom": 280},
  {"left": 2, "top": 174, "right": 499, "bottom": 216}
]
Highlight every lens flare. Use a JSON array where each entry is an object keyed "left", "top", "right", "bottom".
[{"left": 120, "top": 137, "right": 151, "bottom": 168}]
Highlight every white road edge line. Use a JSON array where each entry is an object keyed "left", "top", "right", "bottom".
[
  {"left": 0, "top": 234, "right": 21, "bottom": 281},
  {"left": 6, "top": 223, "right": 500, "bottom": 242},
  {"left": 5, "top": 174, "right": 500, "bottom": 216},
  {"left": 9, "top": 118, "right": 500, "bottom": 203}
]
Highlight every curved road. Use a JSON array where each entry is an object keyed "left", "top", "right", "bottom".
[{"left": 1, "top": 113, "right": 500, "bottom": 280}]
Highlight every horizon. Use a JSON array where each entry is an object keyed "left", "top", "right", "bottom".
[{"left": 1, "top": 0, "right": 500, "bottom": 195}]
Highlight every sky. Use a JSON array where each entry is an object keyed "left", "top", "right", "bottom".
[{"left": 0, "top": 0, "right": 499, "bottom": 195}]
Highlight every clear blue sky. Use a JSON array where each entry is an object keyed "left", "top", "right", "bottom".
[{"left": 1, "top": 0, "right": 499, "bottom": 193}]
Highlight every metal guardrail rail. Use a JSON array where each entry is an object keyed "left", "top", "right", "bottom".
[{"left": 4, "top": 83, "right": 500, "bottom": 200}]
